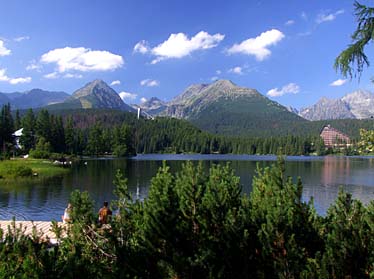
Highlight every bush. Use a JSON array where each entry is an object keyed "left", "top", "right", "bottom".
[
  {"left": 29, "top": 148, "right": 50, "bottom": 159},
  {"left": 10, "top": 165, "right": 33, "bottom": 177},
  {"left": 5, "top": 160, "right": 374, "bottom": 278}
]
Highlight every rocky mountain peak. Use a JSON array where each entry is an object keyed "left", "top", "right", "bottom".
[
  {"left": 341, "top": 89, "right": 374, "bottom": 119},
  {"left": 140, "top": 97, "right": 165, "bottom": 108},
  {"left": 73, "top": 79, "right": 111, "bottom": 98},
  {"left": 68, "top": 79, "right": 134, "bottom": 111},
  {"left": 136, "top": 97, "right": 167, "bottom": 115},
  {"left": 210, "top": 79, "right": 236, "bottom": 88},
  {"left": 299, "top": 89, "right": 374, "bottom": 120}
]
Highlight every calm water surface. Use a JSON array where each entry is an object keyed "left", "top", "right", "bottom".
[{"left": 1, "top": 154, "right": 374, "bottom": 220}]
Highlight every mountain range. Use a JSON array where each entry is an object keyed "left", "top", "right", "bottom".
[
  {"left": 2, "top": 79, "right": 374, "bottom": 137},
  {"left": 46, "top": 79, "right": 135, "bottom": 112},
  {"left": 0, "top": 89, "right": 69, "bottom": 109},
  {"left": 299, "top": 90, "right": 374, "bottom": 120},
  {"left": 140, "top": 79, "right": 307, "bottom": 136}
]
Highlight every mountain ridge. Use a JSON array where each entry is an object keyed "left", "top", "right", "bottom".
[
  {"left": 46, "top": 79, "right": 135, "bottom": 112},
  {"left": 0, "top": 89, "right": 69, "bottom": 109},
  {"left": 141, "top": 79, "right": 307, "bottom": 136},
  {"left": 299, "top": 90, "right": 374, "bottom": 120}
]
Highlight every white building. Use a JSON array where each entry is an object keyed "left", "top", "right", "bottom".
[{"left": 12, "top": 128, "right": 23, "bottom": 149}]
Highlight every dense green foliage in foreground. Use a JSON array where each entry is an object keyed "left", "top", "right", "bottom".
[{"left": 1, "top": 159, "right": 374, "bottom": 278}]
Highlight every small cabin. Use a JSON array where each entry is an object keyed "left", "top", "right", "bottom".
[
  {"left": 12, "top": 128, "right": 23, "bottom": 149},
  {"left": 320, "top": 125, "right": 350, "bottom": 148}
]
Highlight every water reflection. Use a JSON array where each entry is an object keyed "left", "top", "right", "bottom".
[{"left": 1, "top": 155, "right": 374, "bottom": 220}]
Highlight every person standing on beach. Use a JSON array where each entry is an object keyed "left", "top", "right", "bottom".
[
  {"left": 98, "top": 201, "right": 112, "bottom": 225},
  {"left": 62, "top": 203, "right": 72, "bottom": 223}
]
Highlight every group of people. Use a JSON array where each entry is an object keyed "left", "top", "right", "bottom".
[{"left": 62, "top": 201, "right": 112, "bottom": 225}]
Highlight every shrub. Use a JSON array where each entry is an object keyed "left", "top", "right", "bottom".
[
  {"left": 29, "top": 148, "right": 50, "bottom": 159},
  {"left": 10, "top": 165, "right": 33, "bottom": 177}
]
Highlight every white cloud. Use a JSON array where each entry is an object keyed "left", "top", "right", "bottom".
[
  {"left": 211, "top": 76, "right": 219, "bottom": 81},
  {"left": 267, "top": 83, "right": 300, "bottom": 97},
  {"left": 330, "top": 79, "right": 347, "bottom": 86},
  {"left": 216, "top": 70, "right": 222, "bottom": 75},
  {"left": 110, "top": 80, "right": 121, "bottom": 86},
  {"left": 228, "top": 66, "right": 243, "bottom": 75},
  {"left": 227, "top": 29, "right": 285, "bottom": 61},
  {"left": 0, "top": 40, "right": 11, "bottom": 56},
  {"left": 9, "top": 77, "right": 31, "bottom": 84},
  {"left": 316, "top": 9, "right": 344, "bottom": 24},
  {"left": 285, "top": 20, "right": 295, "bottom": 26},
  {"left": 0, "top": 69, "right": 7, "bottom": 82},
  {"left": 140, "top": 97, "right": 147, "bottom": 103},
  {"left": 40, "top": 47, "right": 124, "bottom": 72},
  {"left": 135, "top": 31, "right": 224, "bottom": 64},
  {"left": 14, "top": 36, "right": 30, "bottom": 42},
  {"left": 140, "top": 79, "right": 159, "bottom": 87},
  {"left": 44, "top": 72, "right": 59, "bottom": 79},
  {"left": 0, "top": 68, "right": 31, "bottom": 84},
  {"left": 26, "top": 62, "right": 41, "bottom": 71},
  {"left": 119, "top": 91, "right": 137, "bottom": 101},
  {"left": 133, "top": 40, "right": 149, "bottom": 54},
  {"left": 63, "top": 73, "right": 83, "bottom": 79}
]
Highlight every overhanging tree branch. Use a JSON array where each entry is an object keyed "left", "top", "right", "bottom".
[{"left": 335, "top": 1, "right": 374, "bottom": 79}]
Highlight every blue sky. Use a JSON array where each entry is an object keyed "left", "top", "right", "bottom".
[{"left": 0, "top": 0, "right": 373, "bottom": 108}]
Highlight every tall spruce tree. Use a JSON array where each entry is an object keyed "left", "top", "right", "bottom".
[
  {"left": 20, "top": 109, "right": 36, "bottom": 152},
  {"left": 35, "top": 109, "right": 51, "bottom": 142},
  {"left": 86, "top": 123, "right": 104, "bottom": 156},
  {"left": 0, "top": 103, "right": 14, "bottom": 155},
  {"left": 64, "top": 116, "right": 75, "bottom": 154},
  {"left": 250, "top": 157, "right": 321, "bottom": 278}
]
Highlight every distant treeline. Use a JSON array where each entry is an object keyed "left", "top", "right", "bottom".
[
  {"left": 193, "top": 110, "right": 374, "bottom": 138},
  {"left": 0, "top": 105, "right": 369, "bottom": 158}
]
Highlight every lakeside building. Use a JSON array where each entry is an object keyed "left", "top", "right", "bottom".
[
  {"left": 12, "top": 128, "right": 23, "bottom": 149},
  {"left": 320, "top": 125, "right": 351, "bottom": 148}
]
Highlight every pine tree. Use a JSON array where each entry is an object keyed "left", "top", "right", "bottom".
[
  {"left": 64, "top": 116, "right": 75, "bottom": 154},
  {"left": 50, "top": 115, "right": 65, "bottom": 153},
  {"left": 35, "top": 109, "right": 51, "bottom": 142},
  {"left": 142, "top": 162, "right": 178, "bottom": 277},
  {"left": 86, "top": 123, "right": 104, "bottom": 156},
  {"left": 20, "top": 109, "right": 36, "bottom": 153},
  {"left": 318, "top": 190, "right": 372, "bottom": 278},
  {"left": 14, "top": 109, "right": 21, "bottom": 130},
  {"left": 250, "top": 157, "right": 321, "bottom": 278},
  {"left": 0, "top": 103, "right": 14, "bottom": 155}
]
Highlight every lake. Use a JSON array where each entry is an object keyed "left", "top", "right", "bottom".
[{"left": 1, "top": 154, "right": 374, "bottom": 221}]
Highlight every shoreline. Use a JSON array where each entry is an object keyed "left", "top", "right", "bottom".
[{"left": 0, "top": 158, "right": 70, "bottom": 181}]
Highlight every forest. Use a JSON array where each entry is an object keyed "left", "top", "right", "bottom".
[
  {"left": 0, "top": 158, "right": 373, "bottom": 278},
  {"left": 0, "top": 104, "right": 363, "bottom": 160}
]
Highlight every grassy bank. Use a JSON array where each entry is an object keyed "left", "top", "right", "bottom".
[{"left": 0, "top": 158, "right": 70, "bottom": 181}]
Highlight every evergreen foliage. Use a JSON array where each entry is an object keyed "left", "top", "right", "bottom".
[
  {"left": 4, "top": 106, "right": 374, "bottom": 159},
  {"left": 20, "top": 109, "right": 36, "bottom": 153},
  {"left": 357, "top": 128, "right": 374, "bottom": 153},
  {"left": 335, "top": 1, "right": 374, "bottom": 79},
  {"left": 2, "top": 160, "right": 374, "bottom": 278},
  {"left": 0, "top": 103, "right": 14, "bottom": 155},
  {"left": 250, "top": 157, "right": 322, "bottom": 278}
]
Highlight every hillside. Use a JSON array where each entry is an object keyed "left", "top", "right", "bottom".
[
  {"left": 0, "top": 89, "right": 69, "bottom": 109},
  {"left": 159, "top": 80, "right": 308, "bottom": 137},
  {"left": 46, "top": 80, "right": 135, "bottom": 112}
]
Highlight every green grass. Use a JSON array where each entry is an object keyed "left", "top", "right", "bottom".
[{"left": 0, "top": 158, "right": 69, "bottom": 180}]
